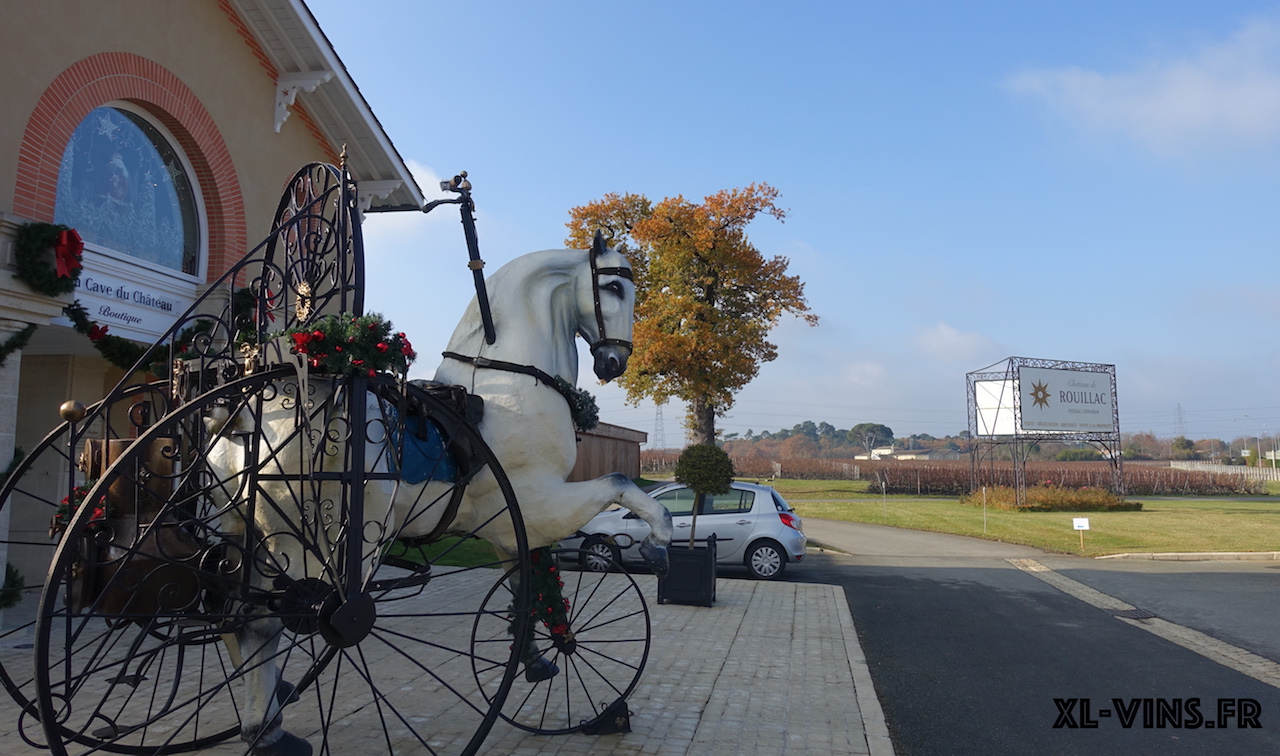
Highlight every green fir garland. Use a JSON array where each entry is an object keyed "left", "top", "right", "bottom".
[
  {"left": 0, "top": 448, "right": 25, "bottom": 610},
  {"left": 0, "top": 448, "right": 25, "bottom": 493},
  {"left": 0, "top": 563, "right": 23, "bottom": 611},
  {"left": 527, "top": 547, "right": 571, "bottom": 638},
  {"left": 13, "top": 222, "right": 81, "bottom": 297},
  {"left": 0, "top": 323, "right": 37, "bottom": 371},
  {"left": 283, "top": 312, "right": 416, "bottom": 377},
  {"left": 552, "top": 377, "right": 599, "bottom": 431},
  {"left": 63, "top": 301, "right": 155, "bottom": 372},
  {"left": 505, "top": 547, "right": 573, "bottom": 646}
]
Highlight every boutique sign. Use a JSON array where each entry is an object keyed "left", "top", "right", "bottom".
[
  {"left": 57, "top": 249, "right": 197, "bottom": 341},
  {"left": 1018, "top": 366, "right": 1117, "bottom": 433}
]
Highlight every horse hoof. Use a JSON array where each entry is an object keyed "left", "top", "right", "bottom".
[
  {"left": 639, "top": 539, "right": 669, "bottom": 578},
  {"left": 524, "top": 656, "right": 560, "bottom": 683},
  {"left": 255, "top": 731, "right": 312, "bottom": 756},
  {"left": 265, "top": 680, "right": 301, "bottom": 732}
]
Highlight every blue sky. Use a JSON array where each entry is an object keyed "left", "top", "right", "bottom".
[{"left": 307, "top": 0, "right": 1280, "bottom": 445}]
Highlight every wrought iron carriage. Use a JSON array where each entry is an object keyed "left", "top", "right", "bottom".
[{"left": 0, "top": 163, "right": 650, "bottom": 755}]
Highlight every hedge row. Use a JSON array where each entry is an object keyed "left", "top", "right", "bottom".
[
  {"left": 959, "top": 485, "right": 1143, "bottom": 512},
  {"left": 639, "top": 451, "right": 1266, "bottom": 496}
]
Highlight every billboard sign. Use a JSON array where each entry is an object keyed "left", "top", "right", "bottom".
[
  {"left": 1018, "top": 366, "right": 1115, "bottom": 433},
  {"left": 974, "top": 379, "right": 1017, "bottom": 437}
]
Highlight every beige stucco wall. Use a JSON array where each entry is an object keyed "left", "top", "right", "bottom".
[
  {"left": 0, "top": 0, "right": 333, "bottom": 244},
  {"left": 0, "top": 1, "right": 349, "bottom": 598}
]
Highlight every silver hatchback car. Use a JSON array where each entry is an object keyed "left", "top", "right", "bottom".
[{"left": 561, "top": 481, "right": 806, "bottom": 579}]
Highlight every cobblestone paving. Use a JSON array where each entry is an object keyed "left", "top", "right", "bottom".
[{"left": 1, "top": 575, "right": 886, "bottom": 756}]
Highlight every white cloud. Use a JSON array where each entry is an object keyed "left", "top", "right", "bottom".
[
  {"left": 1006, "top": 18, "right": 1280, "bottom": 155},
  {"left": 912, "top": 322, "right": 1000, "bottom": 364}
]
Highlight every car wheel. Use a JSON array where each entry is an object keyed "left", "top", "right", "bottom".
[
  {"left": 745, "top": 540, "right": 786, "bottom": 580},
  {"left": 582, "top": 538, "right": 619, "bottom": 572}
]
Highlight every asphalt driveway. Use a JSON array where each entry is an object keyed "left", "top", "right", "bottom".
[{"left": 789, "top": 519, "right": 1280, "bottom": 756}]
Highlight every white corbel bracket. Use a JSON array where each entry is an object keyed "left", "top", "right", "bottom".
[
  {"left": 275, "top": 71, "right": 334, "bottom": 133},
  {"left": 357, "top": 180, "right": 404, "bottom": 214}
]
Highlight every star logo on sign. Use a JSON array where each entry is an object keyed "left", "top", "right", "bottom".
[{"left": 1030, "top": 381, "right": 1051, "bottom": 409}]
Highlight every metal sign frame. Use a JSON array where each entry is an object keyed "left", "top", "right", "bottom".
[{"left": 965, "top": 357, "right": 1122, "bottom": 505}]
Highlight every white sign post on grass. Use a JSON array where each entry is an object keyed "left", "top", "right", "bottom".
[{"left": 1073, "top": 517, "right": 1090, "bottom": 550}]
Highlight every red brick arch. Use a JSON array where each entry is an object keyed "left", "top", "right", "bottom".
[{"left": 14, "top": 52, "right": 245, "bottom": 277}]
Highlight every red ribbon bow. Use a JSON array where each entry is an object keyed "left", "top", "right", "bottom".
[{"left": 54, "top": 229, "right": 84, "bottom": 279}]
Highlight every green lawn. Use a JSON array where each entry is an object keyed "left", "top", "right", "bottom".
[
  {"left": 385, "top": 535, "right": 505, "bottom": 568},
  {"left": 389, "top": 479, "right": 1280, "bottom": 562},
  {"left": 790, "top": 493, "right": 1280, "bottom": 557}
]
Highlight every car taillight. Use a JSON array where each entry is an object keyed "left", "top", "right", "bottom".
[{"left": 779, "top": 512, "right": 800, "bottom": 531}]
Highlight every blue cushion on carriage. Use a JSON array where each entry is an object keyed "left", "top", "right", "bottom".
[{"left": 386, "top": 411, "right": 457, "bottom": 485}]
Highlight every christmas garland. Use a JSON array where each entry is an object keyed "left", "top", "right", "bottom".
[
  {"left": 552, "top": 376, "right": 599, "bottom": 431},
  {"left": 0, "top": 449, "right": 24, "bottom": 491},
  {"left": 0, "top": 563, "right": 22, "bottom": 610},
  {"left": 63, "top": 301, "right": 156, "bottom": 372},
  {"left": 49, "top": 478, "right": 106, "bottom": 537},
  {"left": 527, "top": 547, "right": 572, "bottom": 639},
  {"left": 13, "top": 222, "right": 83, "bottom": 297},
  {"left": 0, "top": 452, "right": 26, "bottom": 609},
  {"left": 0, "top": 323, "right": 37, "bottom": 371},
  {"left": 284, "top": 312, "right": 416, "bottom": 376}
]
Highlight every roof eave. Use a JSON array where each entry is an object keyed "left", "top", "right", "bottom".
[{"left": 230, "top": 0, "right": 425, "bottom": 212}]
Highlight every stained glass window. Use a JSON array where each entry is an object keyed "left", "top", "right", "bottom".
[{"left": 55, "top": 106, "right": 201, "bottom": 276}]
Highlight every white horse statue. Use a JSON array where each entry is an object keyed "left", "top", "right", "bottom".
[
  {"left": 206, "top": 232, "right": 673, "bottom": 755},
  {"left": 432, "top": 232, "right": 672, "bottom": 565}
]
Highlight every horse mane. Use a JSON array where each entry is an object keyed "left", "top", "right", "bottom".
[{"left": 440, "top": 249, "right": 590, "bottom": 383}]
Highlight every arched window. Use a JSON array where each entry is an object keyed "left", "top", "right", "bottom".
[{"left": 54, "top": 105, "right": 202, "bottom": 277}]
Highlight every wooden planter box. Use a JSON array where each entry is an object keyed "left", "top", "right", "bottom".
[{"left": 657, "top": 535, "right": 717, "bottom": 607}]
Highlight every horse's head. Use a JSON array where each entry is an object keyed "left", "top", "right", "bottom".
[{"left": 581, "top": 231, "right": 635, "bottom": 382}]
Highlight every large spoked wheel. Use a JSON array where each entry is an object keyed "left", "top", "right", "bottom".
[
  {"left": 471, "top": 548, "right": 651, "bottom": 734},
  {"left": 0, "top": 382, "right": 175, "bottom": 752},
  {"left": 31, "top": 370, "right": 531, "bottom": 756}
]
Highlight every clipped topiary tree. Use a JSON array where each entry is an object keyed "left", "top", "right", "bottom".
[{"left": 674, "top": 443, "right": 735, "bottom": 548}]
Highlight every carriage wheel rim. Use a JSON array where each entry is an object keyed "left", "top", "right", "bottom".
[
  {"left": 0, "top": 382, "right": 174, "bottom": 735},
  {"left": 471, "top": 548, "right": 650, "bottom": 735},
  {"left": 29, "top": 372, "right": 531, "bottom": 756}
]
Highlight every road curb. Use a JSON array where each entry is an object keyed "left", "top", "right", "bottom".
[
  {"left": 1097, "top": 551, "right": 1280, "bottom": 561},
  {"left": 833, "top": 585, "right": 896, "bottom": 756},
  {"left": 806, "top": 539, "right": 852, "bottom": 556}
]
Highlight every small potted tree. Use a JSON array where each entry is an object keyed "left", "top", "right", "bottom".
[{"left": 657, "top": 443, "right": 733, "bottom": 606}]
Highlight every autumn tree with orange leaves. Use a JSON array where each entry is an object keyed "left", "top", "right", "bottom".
[{"left": 566, "top": 184, "right": 817, "bottom": 445}]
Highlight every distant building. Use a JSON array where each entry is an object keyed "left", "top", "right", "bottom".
[
  {"left": 893, "top": 449, "right": 962, "bottom": 461},
  {"left": 853, "top": 447, "right": 961, "bottom": 461},
  {"left": 569, "top": 422, "right": 648, "bottom": 481}
]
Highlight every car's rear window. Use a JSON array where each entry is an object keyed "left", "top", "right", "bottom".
[
  {"left": 654, "top": 488, "right": 697, "bottom": 516},
  {"left": 706, "top": 490, "right": 754, "bottom": 514},
  {"left": 772, "top": 490, "right": 792, "bottom": 512}
]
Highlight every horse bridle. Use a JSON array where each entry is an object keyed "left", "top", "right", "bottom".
[{"left": 587, "top": 243, "right": 634, "bottom": 357}]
